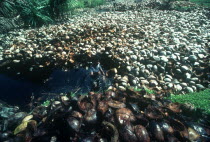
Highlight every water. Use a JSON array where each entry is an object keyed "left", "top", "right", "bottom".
[
  {"left": 0, "top": 68, "right": 109, "bottom": 107},
  {"left": 39, "top": 68, "right": 92, "bottom": 94},
  {"left": 0, "top": 74, "right": 40, "bottom": 106}
]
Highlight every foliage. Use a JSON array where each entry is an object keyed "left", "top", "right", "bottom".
[
  {"left": 63, "top": 0, "right": 105, "bottom": 13},
  {"left": 48, "top": 0, "right": 105, "bottom": 18},
  {"left": 133, "top": 86, "right": 210, "bottom": 115},
  {"left": 0, "top": 0, "right": 105, "bottom": 30},
  {"left": 153, "top": 0, "right": 210, "bottom": 11},
  {"left": 0, "top": 0, "right": 17, "bottom": 18},
  {"left": 63, "top": 0, "right": 85, "bottom": 14},
  {"left": 41, "top": 100, "right": 51, "bottom": 107},
  {"left": 84, "top": 0, "right": 105, "bottom": 8},
  {"left": 133, "top": 87, "right": 155, "bottom": 94},
  {"left": 170, "top": 1, "right": 198, "bottom": 11},
  {"left": 0, "top": 0, "right": 19, "bottom": 32},
  {"left": 69, "top": 92, "right": 76, "bottom": 98},
  {"left": 15, "top": 0, "right": 53, "bottom": 27},
  {"left": 190, "top": 0, "right": 210, "bottom": 7},
  {"left": 144, "top": 87, "right": 155, "bottom": 94},
  {"left": 49, "top": 0, "right": 68, "bottom": 19},
  {"left": 168, "top": 89, "right": 210, "bottom": 114},
  {"left": 0, "top": 16, "right": 20, "bottom": 33}
]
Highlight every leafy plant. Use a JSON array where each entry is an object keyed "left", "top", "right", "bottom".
[
  {"left": 0, "top": 0, "right": 106, "bottom": 31},
  {"left": 84, "top": 0, "right": 105, "bottom": 8},
  {"left": 133, "top": 87, "right": 155, "bottom": 94},
  {"left": 168, "top": 89, "right": 210, "bottom": 114},
  {"left": 0, "top": 0, "right": 17, "bottom": 18},
  {"left": 41, "top": 100, "right": 51, "bottom": 107},
  {"left": 0, "top": 0, "right": 21, "bottom": 33},
  {"left": 49, "top": 0, "right": 105, "bottom": 18},
  {"left": 69, "top": 92, "right": 76, "bottom": 97},
  {"left": 190, "top": 0, "right": 210, "bottom": 8},
  {"left": 15, "top": 0, "right": 53, "bottom": 27},
  {"left": 48, "top": 0, "right": 69, "bottom": 19},
  {"left": 63, "top": 0, "right": 85, "bottom": 15}
]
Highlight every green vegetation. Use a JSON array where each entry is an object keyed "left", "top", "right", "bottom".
[
  {"left": 0, "top": 0, "right": 19, "bottom": 31},
  {"left": 190, "top": 0, "right": 210, "bottom": 7},
  {"left": 0, "top": 0, "right": 209, "bottom": 30},
  {"left": 170, "top": 0, "right": 199, "bottom": 11},
  {"left": 162, "top": 0, "right": 210, "bottom": 11},
  {"left": 68, "top": 92, "right": 77, "bottom": 98},
  {"left": 15, "top": 0, "right": 53, "bottom": 27},
  {"left": 133, "top": 87, "right": 155, "bottom": 94},
  {"left": 84, "top": 0, "right": 105, "bottom": 8},
  {"left": 65, "top": 0, "right": 85, "bottom": 12},
  {"left": 169, "top": 0, "right": 210, "bottom": 7},
  {"left": 41, "top": 100, "right": 51, "bottom": 107},
  {"left": 0, "top": 0, "right": 105, "bottom": 29},
  {"left": 145, "top": 87, "right": 155, "bottom": 94},
  {"left": 133, "top": 87, "right": 210, "bottom": 115},
  {"left": 0, "top": 0, "right": 17, "bottom": 18},
  {"left": 59, "top": 0, "right": 105, "bottom": 16},
  {"left": 168, "top": 89, "right": 210, "bottom": 114}
]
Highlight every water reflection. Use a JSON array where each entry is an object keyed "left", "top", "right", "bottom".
[
  {"left": 0, "top": 68, "right": 111, "bottom": 106},
  {"left": 41, "top": 68, "right": 92, "bottom": 94},
  {"left": 0, "top": 74, "right": 40, "bottom": 106}
]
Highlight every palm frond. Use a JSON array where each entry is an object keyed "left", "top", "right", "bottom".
[
  {"left": 0, "top": 16, "right": 20, "bottom": 33},
  {"left": 15, "top": 0, "right": 53, "bottom": 27},
  {"left": 0, "top": 0, "right": 17, "bottom": 18}
]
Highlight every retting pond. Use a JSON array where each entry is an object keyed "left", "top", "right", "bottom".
[{"left": 0, "top": 68, "right": 110, "bottom": 107}]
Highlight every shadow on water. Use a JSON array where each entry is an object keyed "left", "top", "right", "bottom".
[
  {"left": 0, "top": 68, "right": 109, "bottom": 107},
  {"left": 0, "top": 74, "right": 41, "bottom": 107},
  {"left": 39, "top": 68, "right": 93, "bottom": 95}
]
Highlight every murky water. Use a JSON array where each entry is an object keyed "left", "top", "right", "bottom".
[
  {"left": 0, "top": 74, "right": 40, "bottom": 106},
  {"left": 0, "top": 68, "right": 110, "bottom": 106},
  {"left": 39, "top": 68, "right": 92, "bottom": 94}
]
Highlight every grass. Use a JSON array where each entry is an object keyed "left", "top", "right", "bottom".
[
  {"left": 170, "top": 0, "right": 210, "bottom": 12},
  {"left": 0, "top": 0, "right": 106, "bottom": 29},
  {"left": 84, "top": 0, "right": 105, "bottom": 8},
  {"left": 168, "top": 89, "right": 210, "bottom": 114},
  {"left": 174, "top": 0, "right": 210, "bottom": 7},
  {"left": 61, "top": 0, "right": 105, "bottom": 14},
  {"left": 190, "top": 0, "right": 210, "bottom": 7},
  {"left": 132, "top": 86, "right": 210, "bottom": 115},
  {"left": 41, "top": 100, "right": 51, "bottom": 107},
  {"left": 133, "top": 86, "right": 155, "bottom": 94}
]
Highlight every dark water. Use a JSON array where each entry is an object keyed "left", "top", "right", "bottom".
[
  {"left": 39, "top": 68, "right": 93, "bottom": 94},
  {"left": 0, "top": 74, "right": 40, "bottom": 106},
  {"left": 0, "top": 68, "right": 100, "bottom": 107}
]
